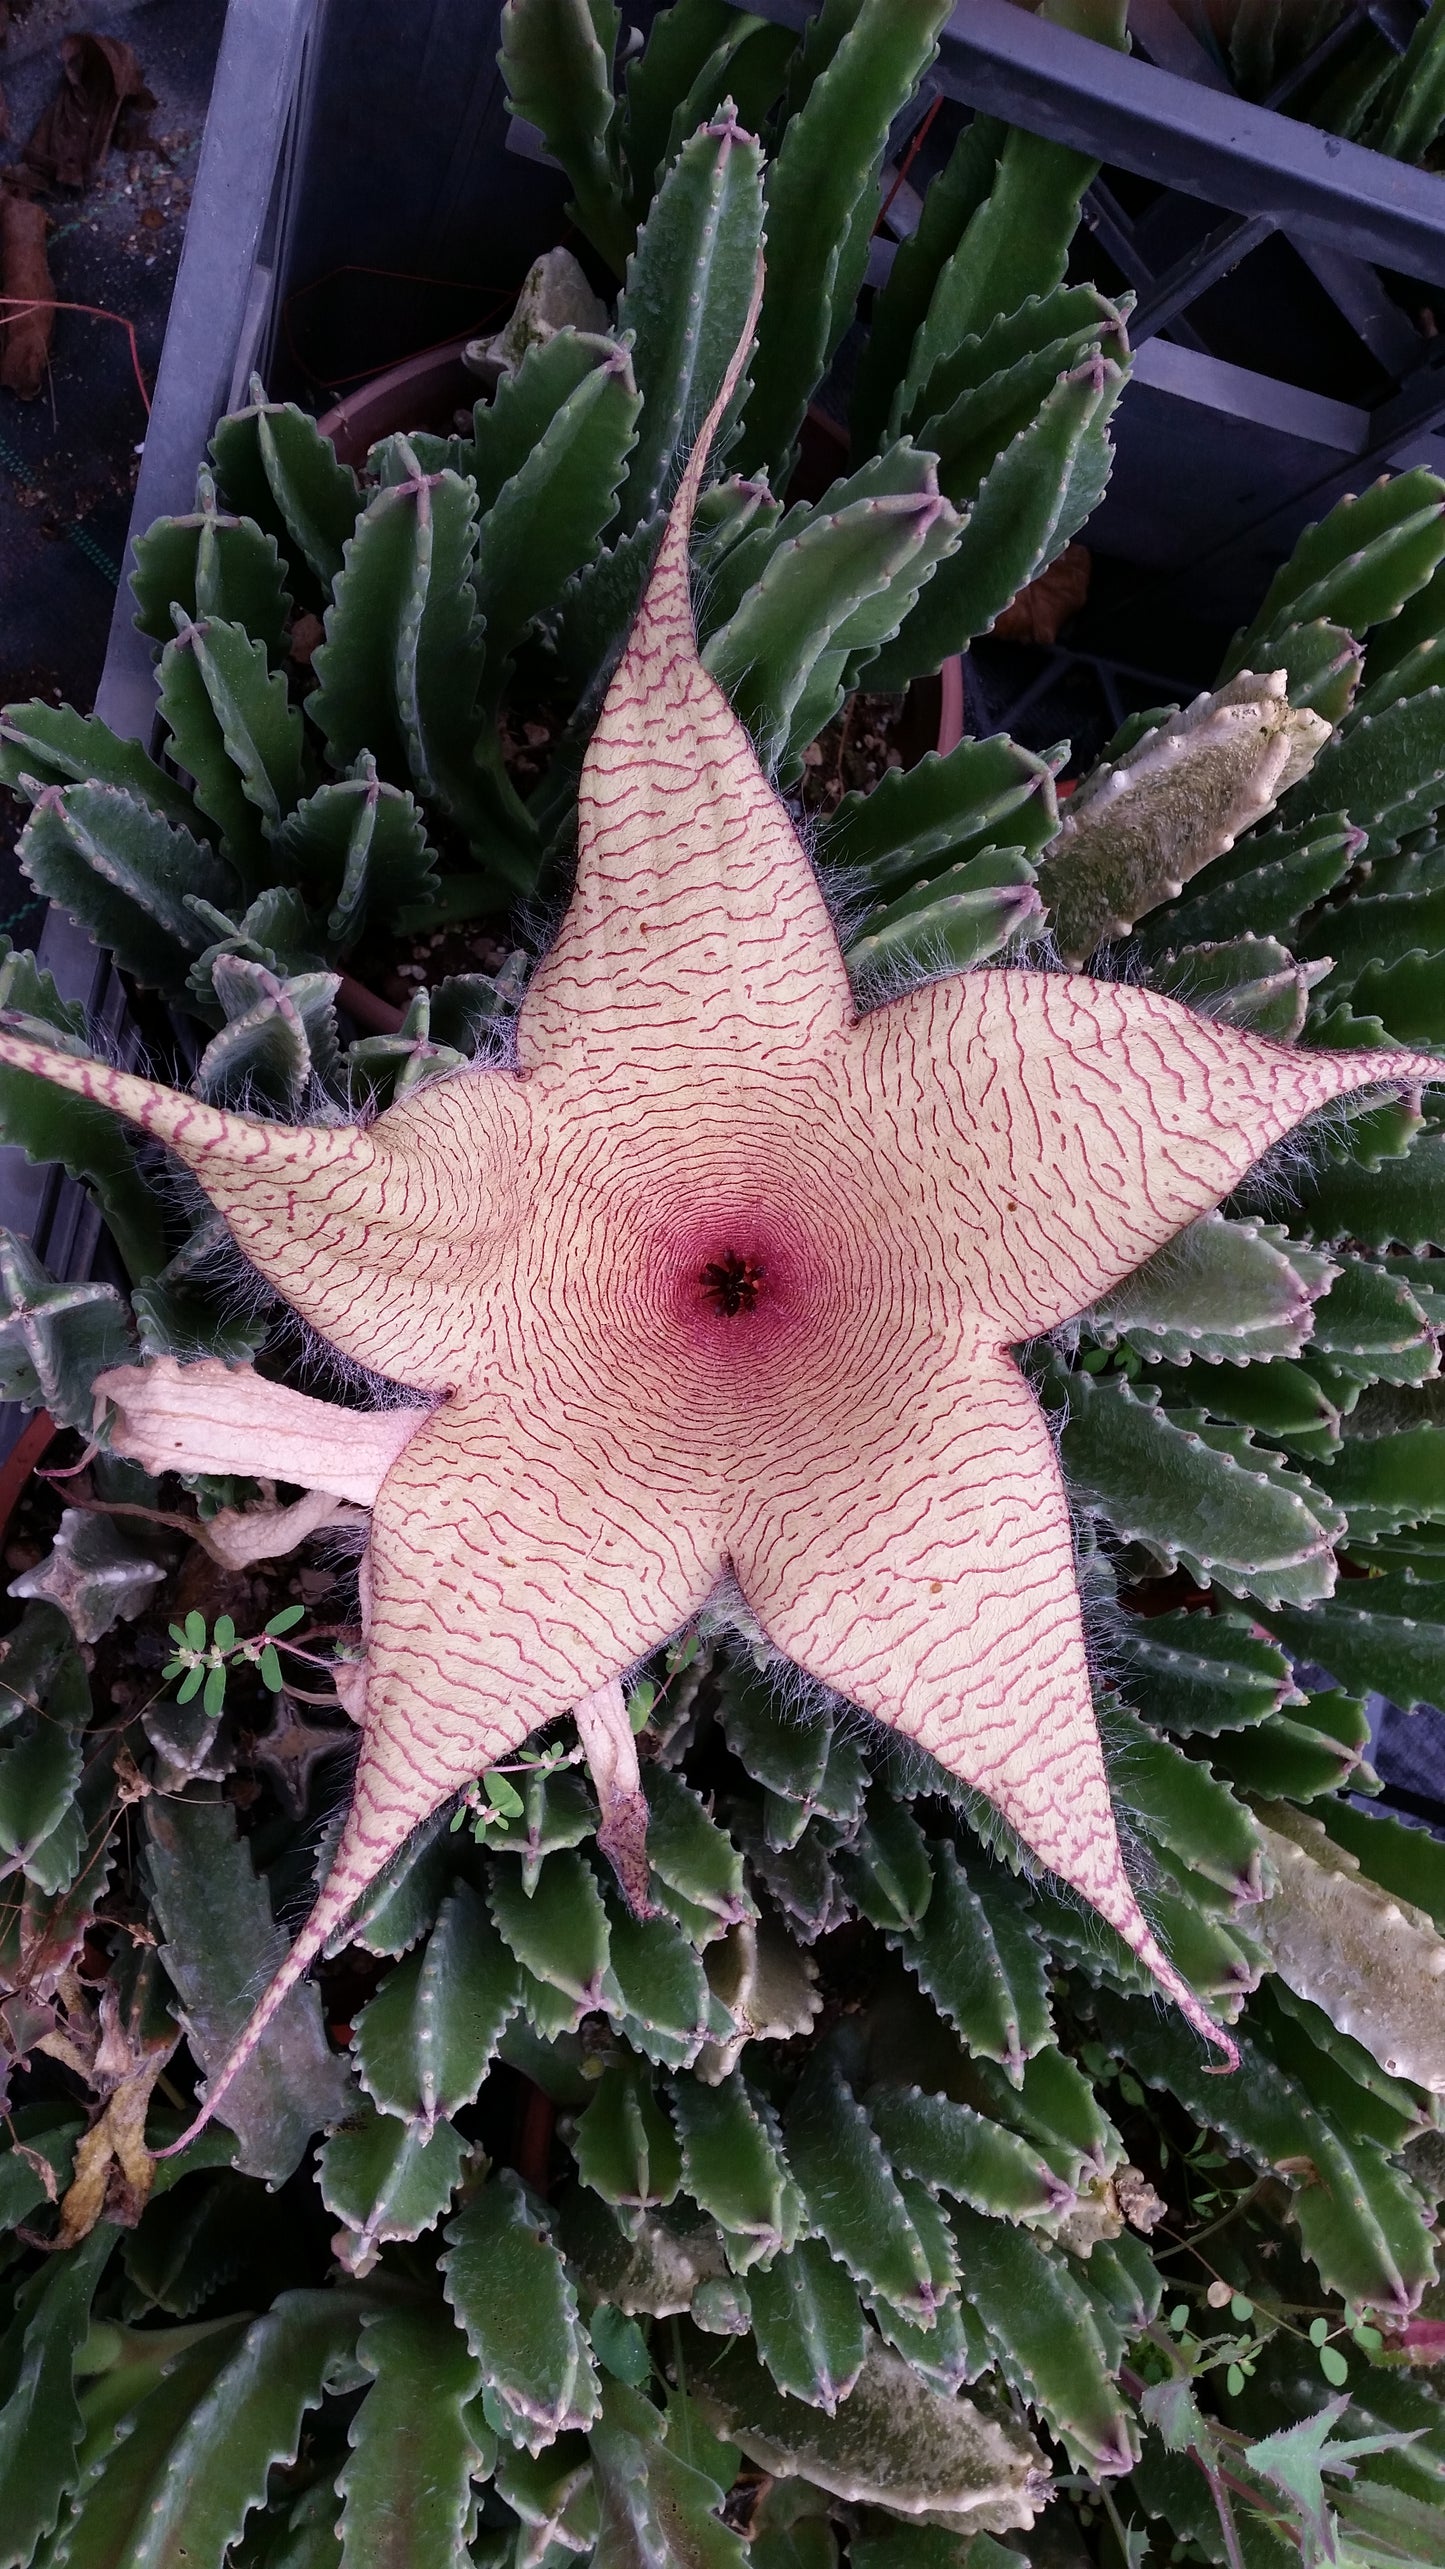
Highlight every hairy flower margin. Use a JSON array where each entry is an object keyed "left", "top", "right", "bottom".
[{"left": 0, "top": 8, "right": 1444, "bottom": 2569}]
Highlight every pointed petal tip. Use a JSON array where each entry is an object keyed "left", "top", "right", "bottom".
[
  {"left": 1203, "top": 2038, "right": 1243, "bottom": 2076},
  {"left": 1102, "top": 1873, "right": 1241, "bottom": 2071},
  {"left": 1321, "top": 1042, "right": 1444, "bottom": 1094},
  {"left": 1368, "top": 1046, "right": 1444, "bottom": 1086},
  {"left": 656, "top": 244, "right": 765, "bottom": 548},
  {"left": 1183, "top": 1990, "right": 1241, "bottom": 2076},
  {"left": 150, "top": 2113, "right": 213, "bottom": 2163}
]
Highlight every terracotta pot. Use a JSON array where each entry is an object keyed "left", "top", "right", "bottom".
[
  {"left": 888, "top": 656, "right": 967, "bottom": 768},
  {"left": 317, "top": 347, "right": 966, "bottom": 779},
  {"left": 317, "top": 335, "right": 477, "bottom": 469},
  {"left": 337, "top": 974, "right": 404, "bottom": 1036}
]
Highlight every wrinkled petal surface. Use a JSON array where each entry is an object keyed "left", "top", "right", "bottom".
[
  {"left": 7, "top": 261, "right": 1441, "bottom": 2147},
  {"left": 856, "top": 969, "right": 1424, "bottom": 1339},
  {"left": 728, "top": 1331, "right": 1226, "bottom": 2049}
]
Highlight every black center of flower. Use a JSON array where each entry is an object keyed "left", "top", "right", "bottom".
[{"left": 701, "top": 1250, "right": 766, "bottom": 1317}]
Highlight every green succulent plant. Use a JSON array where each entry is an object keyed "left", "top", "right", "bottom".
[
  {"left": 1156, "top": 0, "right": 1445, "bottom": 168},
  {"left": 0, "top": 5, "right": 1444, "bottom": 2567}
]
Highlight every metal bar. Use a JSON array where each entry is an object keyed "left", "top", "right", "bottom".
[
  {"left": 1090, "top": 11, "right": 1428, "bottom": 379},
  {"left": 1118, "top": 7, "right": 1427, "bottom": 381},
  {"left": 745, "top": 0, "right": 1445, "bottom": 284},
  {"left": 1293, "top": 238, "right": 1424, "bottom": 373},
  {"left": 1083, "top": 182, "right": 1150, "bottom": 287},
  {"left": 1082, "top": 183, "right": 1211, "bottom": 355},
  {"left": 1262, "top": 5, "right": 1383, "bottom": 113},
  {"left": 42, "top": 0, "right": 317, "bottom": 1128},
  {"left": 93, "top": 0, "right": 318, "bottom": 753},
  {"left": 1350, "top": 343, "right": 1445, "bottom": 458},
  {"left": 1106, "top": 338, "right": 1445, "bottom": 614},
  {"left": 1129, "top": 333, "right": 1369, "bottom": 457},
  {"left": 0, "top": 0, "right": 320, "bottom": 1466},
  {"left": 1129, "top": 210, "right": 1276, "bottom": 342},
  {"left": 1127, "top": 0, "right": 1232, "bottom": 90},
  {"left": 1362, "top": 0, "right": 1418, "bottom": 51}
]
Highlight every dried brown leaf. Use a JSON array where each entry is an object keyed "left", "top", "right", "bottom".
[
  {"left": 54, "top": 2064, "right": 162, "bottom": 2245},
  {"left": 23, "top": 34, "right": 153, "bottom": 190},
  {"left": 0, "top": 190, "right": 51, "bottom": 398}
]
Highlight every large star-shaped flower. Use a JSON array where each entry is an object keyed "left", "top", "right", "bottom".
[{"left": 0, "top": 290, "right": 1434, "bottom": 2136}]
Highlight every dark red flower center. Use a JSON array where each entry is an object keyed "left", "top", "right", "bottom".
[{"left": 700, "top": 1249, "right": 766, "bottom": 1317}]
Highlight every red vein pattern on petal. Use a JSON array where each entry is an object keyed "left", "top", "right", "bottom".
[
  {"left": 0, "top": 1029, "right": 535, "bottom": 1388},
  {"left": 8, "top": 243, "right": 1444, "bottom": 2132},
  {"left": 728, "top": 1335, "right": 1234, "bottom": 2058},
  {"left": 855, "top": 970, "right": 1442, "bottom": 1339}
]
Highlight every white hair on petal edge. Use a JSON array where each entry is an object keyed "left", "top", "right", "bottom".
[
  {"left": 1231, "top": 1083, "right": 1372, "bottom": 1222},
  {"left": 513, "top": 876, "right": 569, "bottom": 976},
  {"left": 843, "top": 914, "right": 1060, "bottom": 1016},
  {"left": 272, "top": 1758, "right": 359, "bottom": 1940},
  {"left": 1007, "top": 919, "right": 1066, "bottom": 975},
  {"left": 810, "top": 850, "right": 876, "bottom": 952},
  {"left": 1079, "top": 935, "right": 1419, "bottom": 1217},
  {"left": 115, "top": 1041, "right": 527, "bottom": 1413}
]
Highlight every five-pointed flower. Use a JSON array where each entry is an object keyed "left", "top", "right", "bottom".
[{"left": 0, "top": 290, "right": 1436, "bottom": 2138}]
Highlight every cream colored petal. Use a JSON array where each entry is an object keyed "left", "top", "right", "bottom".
[
  {"left": 854, "top": 968, "right": 1440, "bottom": 1340},
  {"left": 0, "top": 1031, "right": 533, "bottom": 1388},
  {"left": 729, "top": 1334, "right": 1235, "bottom": 2062},
  {"left": 161, "top": 1388, "right": 724, "bottom": 2148},
  {"left": 519, "top": 244, "right": 853, "bottom": 1080}
]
